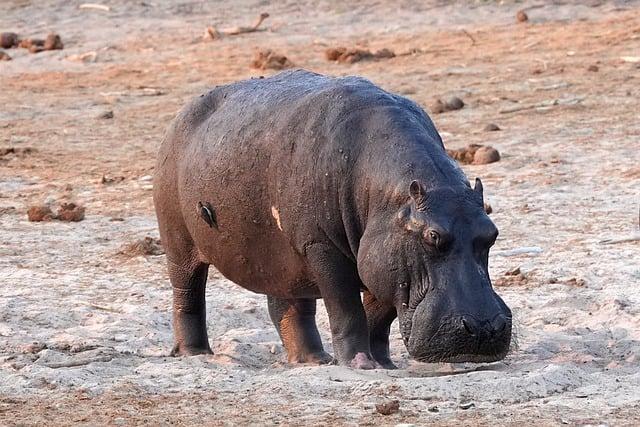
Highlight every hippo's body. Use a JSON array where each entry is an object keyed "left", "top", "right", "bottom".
[{"left": 154, "top": 70, "right": 511, "bottom": 368}]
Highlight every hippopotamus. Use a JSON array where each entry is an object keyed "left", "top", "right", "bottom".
[{"left": 153, "top": 69, "right": 512, "bottom": 369}]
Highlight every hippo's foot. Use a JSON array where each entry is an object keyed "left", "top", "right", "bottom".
[
  {"left": 288, "top": 350, "right": 333, "bottom": 365},
  {"left": 349, "top": 352, "right": 378, "bottom": 369},
  {"left": 170, "top": 342, "right": 213, "bottom": 357},
  {"left": 373, "top": 357, "right": 398, "bottom": 369}
]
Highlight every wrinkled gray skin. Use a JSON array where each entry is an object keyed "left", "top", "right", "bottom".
[{"left": 153, "top": 70, "right": 512, "bottom": 369}]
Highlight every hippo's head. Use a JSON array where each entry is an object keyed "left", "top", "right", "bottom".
[{"left": 358, "top": 178, "right": 512, "bottom": 363}]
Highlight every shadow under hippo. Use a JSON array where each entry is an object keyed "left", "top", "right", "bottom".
[{"left": 153, "top": 69, "right": 512, "bottom": 369}]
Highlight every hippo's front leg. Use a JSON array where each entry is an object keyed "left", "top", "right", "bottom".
[
  {"left": 306, "top": 244, "right": 376, "bottom": 369},
  {"left": 363, "top": 290, "right": 398, "bottom": 369}
]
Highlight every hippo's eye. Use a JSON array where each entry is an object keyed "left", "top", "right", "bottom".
[{"left": 428, "top": 230, "right": 440, "bottom": 246}]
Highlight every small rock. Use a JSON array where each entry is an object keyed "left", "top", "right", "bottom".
[
  {"left": 56, "top": 202, "right": 85, "bottom": 222},
  {"left": 587, "top": 64, "right": 599, "bottom": 72},
  {"left": 505, "top": 267, "right": 521, "bottom": 276},
  {"left": 473, "top": 146, "right": 500, "bottom": 165},
  {"left": 97, "top": 110, "right": 114, "bottom": 120},
  {"left": 375, "top": 400, "right": 400, "bottom": 415},
  {"left": 0, "top": 50, "right": 11, "bottom": 61},
  {"left": 100, "top": 174, "right": 124, "bottom": 184},
  {"left": 427, "top": 405, "right": 439, "bottom": 413},
  {"left": 44, "top": 33, "right": 63, "bottom": 50},
  {"left": 516, "top": 10, "right": 529, "bottom": 23},
  {"left": 21, "top": 342, "right": 47, "bottom": 354},
  {"left": 483, "top": 202, "right": 492, "bottom": 215},
  {"left": 483, "top": 123, "right": 500, "bottom": 131},
  {"left": 27, "top": 205, "right": 55, "bottom": 222},
  {"left": 251, "top": 49, "right": 293, "bottom": 70},
  {"left": 431, "top": 96, "right": 464, "bottom": 114},
  {"left": 1, "top": 32, "right": 19, "bottom": 49}
]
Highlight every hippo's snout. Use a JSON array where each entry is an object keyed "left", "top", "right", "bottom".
[{"left": 407, "top": 310, "right": 512, "bottom": 363}]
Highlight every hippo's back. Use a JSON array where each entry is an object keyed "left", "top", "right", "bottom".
[{"left": 154, "top": 70, "right": 442, "bottom": 297}]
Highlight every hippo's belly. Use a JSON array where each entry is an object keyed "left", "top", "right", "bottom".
[{"left": 174, "top": 129, "right": 321, "bottom": 299}]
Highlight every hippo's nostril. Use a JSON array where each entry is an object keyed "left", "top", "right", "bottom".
[
  {"left": 492, "top": 314, "right": 508, "bottom": 334},
  {"left": 461, "top": 317, "right": 475, "bottom": 335}
]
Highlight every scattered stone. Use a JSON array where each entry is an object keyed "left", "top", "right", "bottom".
[
  {"left": 430, "top": 96, "right": 464, "bottom": 114},
  {"left": 459, "top": 401, "right": 475, "bottom": 410},
  {"left": 587, "top": 64, "right": 599, "bottom": 72},
  {"left": 100, "top": 174, "right": 125, "bottom": 184},
  {"left": 21, "top": 342, "right": 47, "bottom": 354},
  {"left": 0, "top": 32, "right": 19, "bottom": 49},
  {"left": 484, "top": 202, "right": 492, "bottom": 215},
  {"left": 446, "top": 144, "right": 500, "bottom": 165},
  {"left": 56, "top": 202, "right": 85, "bottom": 222},
  {"left": 27, "top": 205, "right": 55, "bottom": 222},
  {"left": 427, "top": 405, "right": 439, "bottom": 413},
  {"left": 516, "top": 10, "right": 529, "bottom": 23},
  {"left": 325, "top": 47, "right": 395, "bottom": 64},
  {"left": 119, "top": 236, "right": 164, "bottom": 256},
  {"left": 375, "top": 400, "right": 400, "bottom": 415},
  {"left": 0, "top": 50, "right": 11, "bottom": 61},
  {"left": 44, "top": 33, "right": 63, "bottom": 50},
  {"left": 251, "top": 49, "right": 293, "bottom": 70},
  {"left": 97, "top": 110, "right": 114, "bottom": 120},
  {"left": 473, "top": 146, "right": 501, "bottom": 164},
  {"left": 484, "top": 123, "right": 500, "bottom": 132}
]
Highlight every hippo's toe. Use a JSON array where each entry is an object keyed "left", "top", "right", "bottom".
[
  {"left": 170, "top": 342, "right": 213, "bottom": 357},
  {"left": 349, "top": 352, "right": 377, "bottom": 369}
]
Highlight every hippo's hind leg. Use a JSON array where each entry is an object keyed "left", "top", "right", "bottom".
[
  {"left": 167, "top": 257, "right": 212, "bottom": 356},
  {"left": 363, "top": 290, "right": 397, "bottom": 369},
  {"left": 267, "top": 296, "right": 332, "bottom": 365}
]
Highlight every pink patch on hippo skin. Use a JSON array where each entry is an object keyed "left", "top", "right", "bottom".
[{"left": 349, "top": 352, "right": 377, "bottom": 369}]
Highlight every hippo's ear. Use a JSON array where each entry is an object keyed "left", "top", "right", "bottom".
[
  {"left": 409, "top": 180, "right": 427, "bottom": 208},
  {"left": 474, "top": 178, "right": 484, "bottom": 200}
]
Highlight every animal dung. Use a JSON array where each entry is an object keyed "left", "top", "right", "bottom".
[
  {"left": 56, "top": 202, "right": 85, "bottom": 222},
  {"left": 119, "top": 237, "right": 164, "bottom": 257},
  {"left": 446, "top": 144, "right": 501, "bottom": 165},
  {"left": 27, "top": 205, "right": 55, "bottom": 222},
  {"left": 516, "top": 10, "right": 529, "bottom": 23},
  {"left": 44, "top": 33, "right": 64, "bottom": 50},
  {"left": 324, "top": 47, "right": 395, "bottom": 64},
  {"left": 430, "top": 96, "right": 464, "bottom": 114},
  {"left": 0, "top": 32, "right": 19, "bottom": 48},
  {"left": 251, "top": 49, "right": 293, "bottom": 70}
]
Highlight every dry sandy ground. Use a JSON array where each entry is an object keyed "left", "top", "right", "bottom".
[{"left": 1, "top": 0, "right": 640, "bottom": 425}]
